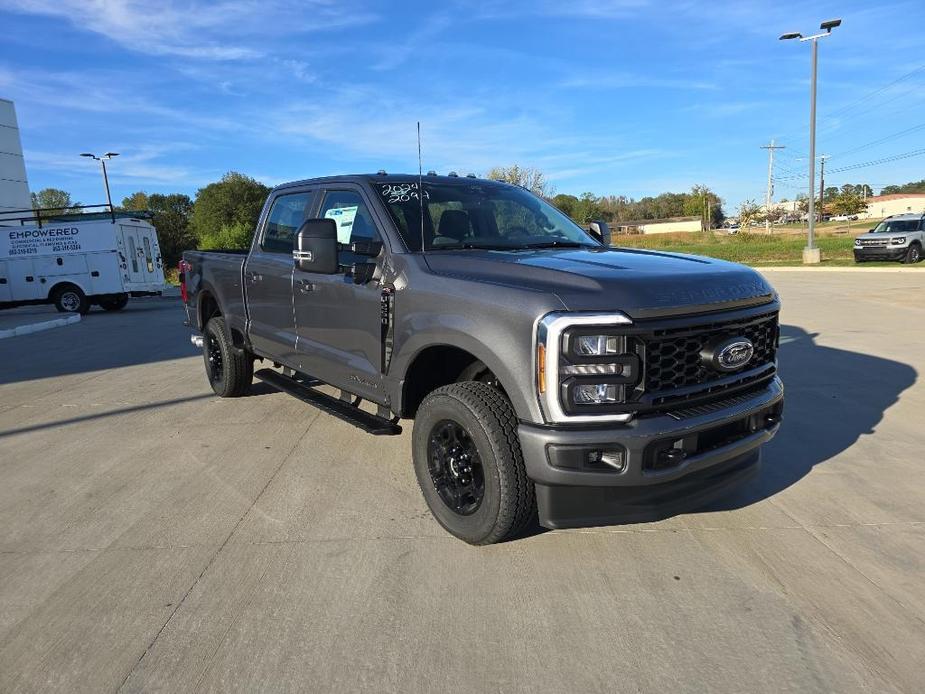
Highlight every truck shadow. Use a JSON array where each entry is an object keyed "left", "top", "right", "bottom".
[
  {"left": 518, "top": 324, "right": 917, "bottom": 539},
  {"left": 695, "top": 323, "right": 917, "bottom": 514}
]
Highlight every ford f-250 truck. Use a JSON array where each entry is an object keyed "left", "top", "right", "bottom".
[{"left": 181, "top": 173, "right": 783, "bottom": 545}]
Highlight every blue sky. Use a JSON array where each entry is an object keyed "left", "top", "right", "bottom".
[{"left": 1, "top": 0, "right": 924, "bottom": 213}]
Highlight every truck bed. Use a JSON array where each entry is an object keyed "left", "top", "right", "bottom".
[{"left": 181, "top": 249, "right": 249, "bottom": 338}]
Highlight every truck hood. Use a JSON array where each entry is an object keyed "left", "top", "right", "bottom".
[{"left": 423, "top": 247, "right": 775, "bottom": 318}]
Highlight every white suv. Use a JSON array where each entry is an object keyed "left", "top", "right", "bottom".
[{"left": 854, "top": 213, "right": 924, "bottom": 264}]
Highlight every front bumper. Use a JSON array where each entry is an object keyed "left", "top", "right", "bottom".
[
  {"left": 518, "top": 377, "right": 783, "bottom": 528},
  {"left": 854, "top": 246, "right": 905, "bottom": 261}
]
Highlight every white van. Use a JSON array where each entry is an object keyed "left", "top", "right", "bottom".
[{"left": 0, "top": 216, "right": 165, "bottom": 313}]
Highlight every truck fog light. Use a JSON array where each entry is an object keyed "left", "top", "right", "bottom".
[
  {"left": 600, "top": 450, "right": 626, "bottom": 471},
  {"left": 573, "top": 383, "right": 618, "bottom": 404},
  {"left": 587, "top": 449, "right": 626, "bottom": 472}
]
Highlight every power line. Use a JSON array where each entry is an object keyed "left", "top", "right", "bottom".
[
  {"left": 776, "top": 147, "right": 925, "bottom": 179},
  {"left": 760, "top": 139, "right": 785, "bottom": 232},
  {"left": 828, "top": 122, "right": 925, "bottom": 160}
]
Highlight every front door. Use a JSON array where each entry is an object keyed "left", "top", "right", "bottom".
[
  {"left": 244, "top": 189, "right": 315, "bottom": 365},
  {"left": 293, "top": 186, "right": 385, "bottom": 402}
]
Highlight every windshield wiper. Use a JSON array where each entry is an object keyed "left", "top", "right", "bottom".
[
  {"left": 520, "top": 240, "right": 588, "bottom": 249},
  {"left": 432, "top": 242, "right": 521, "bottom": 250}
]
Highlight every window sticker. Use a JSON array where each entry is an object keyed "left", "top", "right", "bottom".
[{"left": 324, "top": 205, "right": 358, "bottom": 243}]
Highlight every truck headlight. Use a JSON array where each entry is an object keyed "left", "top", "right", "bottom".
[
  {"left": 536, "top": 313, "right": 638, "bottom": 423},
  {"left": 854, "top": 238, "right": 862, "bottom": 246},
  {"left": 890, "top": 236, "right": 906, "bottom": 245},
  {"left": 573, "top": 334, "right": 619, "bottom": 356},
  {"left": 571, "top": 383, "right": 619, "bottom": 404}
]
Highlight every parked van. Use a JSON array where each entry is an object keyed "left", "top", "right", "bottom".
[{"left": 0, "top": 215, "right": 165, "bottom": 313}]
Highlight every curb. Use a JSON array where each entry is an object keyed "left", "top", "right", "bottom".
[
  {"left": 756, "top": 266, "right": 924, "bottom": 273},
  {"left": 0, "top": 314, "right": 81, "bottom": 340}
]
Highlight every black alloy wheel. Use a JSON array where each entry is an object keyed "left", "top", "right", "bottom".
[
  {"left": 427, "top": 419, "right": 485, "bottom": 515},
  {"left": 205, "top": 330, "right": 224, "bottom": 385}
]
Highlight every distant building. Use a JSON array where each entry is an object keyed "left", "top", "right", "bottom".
[
  {"left": 861, "top": 194, "right": 925, "bottom": 220},
  {"left": 613, "top": 216, "right": 703, "bottom": 235},
  {"left": 760, "top": 200, "right": 801, "bottom": 216},
  {"left": 0, "top": 98, "right": 31, "bottom": 220}
]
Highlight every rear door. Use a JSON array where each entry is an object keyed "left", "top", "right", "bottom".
[
  {"left": 119, "top": 225, "right": 148, "bottom": 285},
  {"left": 0, "top": 260, "right": 11, "bottom": 302},
  {"left": 244, "top": 189, "right": 316, "bottom": 364},
  {"left": 292, "top": 185, "right": 385, "bottom": 400}
]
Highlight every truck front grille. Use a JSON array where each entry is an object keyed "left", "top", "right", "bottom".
[
  {"left": 644, "top": 313, "right": 777, "bottom": 392},
  {"left": 619, "top": 305, "right": 779, "bottom": 415}
]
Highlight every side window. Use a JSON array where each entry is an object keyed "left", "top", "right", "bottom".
[
  {"left": 142, "top": 237, "right": 155, "bottom": 272},
  {"left": 318, "top": 190, "right": 380, "bottom": 262},
  {"left": 262, "top": 192, "right": 314, "bottom": 253}
]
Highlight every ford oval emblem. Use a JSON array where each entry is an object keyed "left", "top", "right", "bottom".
[{"left": 702, "top": 337, "right": 754, "bottom": 372}]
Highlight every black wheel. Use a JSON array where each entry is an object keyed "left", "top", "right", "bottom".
[
  {"left": 412, "top": 382, "right": 535, "bottom": 545},
  {"left": 202, "top": 317, "right": 253, "bottom": 397},
  {"left": 903, "top": 243, "right": 921, "bottom": 264},
  {"left": 52, "top": 285, "right": 90, "bottom": 314},
  {"left": 99, "top": 294, "right": 129, "bottom": 311}
]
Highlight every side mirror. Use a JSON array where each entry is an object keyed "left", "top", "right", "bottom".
[
  {"left": 589, "top": 220, "right": 611, "bottom": 246},
  {"left": 294, "top": 219, "right": 338, "bottom": 274}
]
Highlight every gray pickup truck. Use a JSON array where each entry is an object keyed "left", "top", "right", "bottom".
[{"left": 181, "top": 173, "right": 783, "bottom": 545}]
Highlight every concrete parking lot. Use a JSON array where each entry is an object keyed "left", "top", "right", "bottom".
[{"left": 0, "top": 271, "right": 923, "bottom": 693}]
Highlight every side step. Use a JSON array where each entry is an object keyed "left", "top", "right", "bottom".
[{"left": 255, "top": 368, "right": 402, "bottom": 436}]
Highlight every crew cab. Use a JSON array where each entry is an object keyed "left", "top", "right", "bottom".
[
  {"left": 181, "top": 173, "right": 783, "bottom": 544},
  {"left": 853, "top": 213, "right": 924, "bottom": 264}
]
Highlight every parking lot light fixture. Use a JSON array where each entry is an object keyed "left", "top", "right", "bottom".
[
  {"left": 79, "top": 151, "right": 120, "bottom": 221},
  {"left": 780, "top": 18, "right": 841, "bottom": 264}
]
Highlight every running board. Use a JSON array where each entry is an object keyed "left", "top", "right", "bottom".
[{"left": 255, "top": 368, "right": 402, "bottom": 436}]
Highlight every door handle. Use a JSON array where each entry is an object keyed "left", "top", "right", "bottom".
[{"left": 297, "top": 278, "right": 315, "bottom": 293}]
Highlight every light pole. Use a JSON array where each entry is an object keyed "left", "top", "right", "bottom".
[
  {"left": 780, "top": 18, "right": 841, "bottom": 264},
  {"left": 80, "top": 152, "right": 119, "bottom": 220}
]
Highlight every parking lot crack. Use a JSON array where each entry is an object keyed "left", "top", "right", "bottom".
[{"left": 114, "top": 409, "right": 321, "bottom": 693}]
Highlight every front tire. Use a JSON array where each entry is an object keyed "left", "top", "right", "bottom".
[
  {"left": 202, "top": 317, "right": 253, "bottom": 397},
  {"left": 53, "top": 285, "right": 89, "bottom": 314},
  {"left": 412, "top": 382, "right": 535, "bottom": 545},
  {"left": 903, "top": 243, "right": 921, "bottom": 264}
]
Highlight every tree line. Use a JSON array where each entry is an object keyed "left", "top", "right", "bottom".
[{"left": 29, "top": 170, "right": 925, "bottom": 265}]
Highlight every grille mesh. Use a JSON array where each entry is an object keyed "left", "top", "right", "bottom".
[{"left": 643, "top": 314, "right": 777, "bottom": 393}]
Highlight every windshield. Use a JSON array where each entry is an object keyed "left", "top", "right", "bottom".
[
  {"left": 374, "top": 179, "right": 600, "bottom": 251},
  {"left": 872, "top": 219, "right": 920, "bottom": 233}
]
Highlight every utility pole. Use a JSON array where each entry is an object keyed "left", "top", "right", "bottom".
[
  {"left": 817, "top": 154, "right": 829, "bottom": 222},
  {"left": 760, "top": 139, "right": 785, "bottom": 233}
]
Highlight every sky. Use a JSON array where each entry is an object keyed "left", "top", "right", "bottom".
[{"left": 1, "top": 0, "right": 924, "bottom": 214}]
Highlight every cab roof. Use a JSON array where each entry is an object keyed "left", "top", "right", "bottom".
[{"left": 273, "top": 172, "right": 500, "bottom": 192}]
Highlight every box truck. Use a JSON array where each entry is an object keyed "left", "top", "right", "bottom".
[{"left": 0, "top": 215, "right": 165, "bottom": 313}]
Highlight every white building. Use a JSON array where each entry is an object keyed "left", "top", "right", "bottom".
[
  {"left": 860, "top": 194, "right": 925, "bottom": 220},
  {"left": 613, "top": 216, "right": 703, "bottom": 235},
  {"left": 0, "top": 99, "right": 31, "bottom": 220}
]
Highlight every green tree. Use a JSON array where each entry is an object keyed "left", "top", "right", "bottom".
[
  {"left": 190, "top": 172, "right": 270, "bottom": 248},
  {"left": 121, "top": 191, "right": 149, "bottom": 211},
  {"left": 551, "top": 193, "right": 579, "bottom": 218},
  {"left": 830, "top": 191, "right": 866, "bottom": 216},
  {"left": 485, "top": 164, "right": 555, "bottom": 198},
  {"left": 31, "top": 188, "right": 81, "bottom": 217},
  {"left": 121, "top": 191, "right": 195, "bottom": 266},
  {"left": 736, "top": 199, "right": 761, "bottom": 228},
  {"left": 881, "top": 179, "right": 925, "bottom": 195}
]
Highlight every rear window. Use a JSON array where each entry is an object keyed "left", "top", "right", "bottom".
[{"left": 262, "top": 192, "right": 314, "bottom": 253}]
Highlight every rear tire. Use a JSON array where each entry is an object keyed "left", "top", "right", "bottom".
[
  {"left": 99, "top": 294, "right": 129, "bottom": 311},
  {"left": 53, "top": 285, "right": 90, "bottom": 314},
  {"left": 412, "top": 381, "right": 535, "bottom": 545},
  {"left": 903, "top": 243, "right": 921, "bottom": 264},
  {"left": 202, "top": 317, "right": 253, "bottom": 397}
]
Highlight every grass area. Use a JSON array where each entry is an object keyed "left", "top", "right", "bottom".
[{"left": 611, "top": 230, "right": 919, "bottom": 267}]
